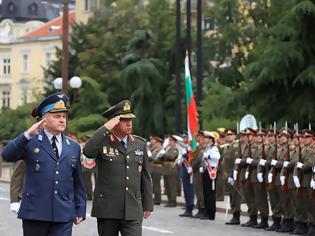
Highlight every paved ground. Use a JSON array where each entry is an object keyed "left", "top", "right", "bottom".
[{"left": 0, "top": 182, "right": 287, "bottom": 236}]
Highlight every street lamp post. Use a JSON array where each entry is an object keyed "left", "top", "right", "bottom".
[{"left": 61, "top": 0, "right": 69, "bottom": 95}]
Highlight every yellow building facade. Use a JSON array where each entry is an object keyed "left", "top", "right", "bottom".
[
  {"left": 75, "top": 0, "right": 100, "bottom": 24},
  {"left": 0, "top": 38, "right": 61, "bottom": 109},
  {"left": 0, "top": 12, "right": 75, "bottom": 110}
]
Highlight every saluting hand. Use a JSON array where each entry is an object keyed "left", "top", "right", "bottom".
[
  {"left": 104, "top": 115, "right": 120, "bottom": 130},
  {"left": 26, "top": 118, "right": 46, "bottom": 137}
]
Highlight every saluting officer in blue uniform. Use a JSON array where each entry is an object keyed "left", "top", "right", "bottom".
[{"left": 2, "top": 92, "right": 87, "bottom": 236}]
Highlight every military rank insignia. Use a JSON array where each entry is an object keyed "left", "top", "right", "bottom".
[
  {"left": 34, "top": 147, "right": 40, "bottom": 154},
  {"left": 103, "top": 146, "right": 108, "bottom": 154},
  {"left": 35, "top": 160, "right": 40, "bottom": 172},
  {"left": 138, "top": 165, "right": 142, "bottom": 172},
  {"left": 135, "top": 150, "right": 144, "bottom": 156},
  {"left": 103, "top": 146, "right": 119, "bottom": 156}
]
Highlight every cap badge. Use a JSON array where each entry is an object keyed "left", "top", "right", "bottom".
[
  {"left": 123, "top": 102, "right": 130, "bottom": 112},
  {"left": 54, "top": 100, "right": 66, "bottom": 109}
]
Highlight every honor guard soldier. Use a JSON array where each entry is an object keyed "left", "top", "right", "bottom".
[
  {"left": 83, "top": 100, "right": 153, "bottom": 236},
  {"left": 293, "top": 130, "right": 315, "bottom": 236},
  {"left": 248, "top": 129, "right": 269, "bottom": 228},
  {"left": 270, "top": 128, "right": 294, "bottom": 233},
  {"left": 200, "top": 131, "right": 220, "bottom": 220},
  {"left": 262, "top": 129, "right": 282, "bottom": 231},
  {"left": 2, "top": 92, "right": 87, "bottom": 236},
  {"left": 191, "top": 131, "right": 207, "bottom": 219},
  {"left": 234, "top": 128, "right": 258, "bottom": 227},
  {"left": 178, "top": 134, "right": 194, "bottom": 217},
  {"left": 162, "top": 135, "right": 179, "bottom": 207},
  {"left": 224, "top": 129, "right": 242, "bottom": 225},
  {"left": 150, "top": 137, "right": 165, "bottom": 205}
]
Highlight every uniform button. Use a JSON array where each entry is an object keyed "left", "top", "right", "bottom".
[
  {"left": 26, "top": 193, "right": 29, "bottom": 196},
  {"left": 126, "top": 155, "right": 130, "bottom": 159},
  {"left": 100, "top": 194, "right": 103, "bottom": 197},
  {"left": 126, "top": 165, "right": 129, "bottom": 169},
  {"left": 57, "top": 163, "right": 60, "bottom": 166},
  {"left": 126, "top": 187, "right": 128, "bottom": 191},
  {"left": 110, "top": 158, "right": 112, "bottom": 161},
  {"left": 126, "top": 176, "right": 129, "bottom": 180},
  {"left": 56, "top": 171, "right": 59, "bottom": 174},
  {"left": 55, "top": 181, "right": 59, "bottom": 184},
  {"left": 54, "top": 190, "right": 58, "bottom": 194}
]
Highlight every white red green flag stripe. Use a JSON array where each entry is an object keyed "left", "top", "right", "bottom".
[{"left": 185, "top": 53, "right": 198, "bottom": 149}]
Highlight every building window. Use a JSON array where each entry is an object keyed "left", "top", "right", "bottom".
[
  {"left": 85, "top": 0, "right": 98, "bottom": 11},
  {"left": 2, "top": 90, "right": 10, "bottom": 108},
  {"left": 3, "top": 57, "right": 11, "bottom": 75},
  {"left": 28, "top": 3, "right": 38, "bottom": 16},
  {"left": 22, "top": 54, "right": 29, "bottom": 73},
  {"left": 46, "top": 52, "right": 52, "bottom": 67}
]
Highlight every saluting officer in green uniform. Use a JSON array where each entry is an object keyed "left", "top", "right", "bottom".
[{"left": 83, "top": 100, "right": 153, "bottom": 236}]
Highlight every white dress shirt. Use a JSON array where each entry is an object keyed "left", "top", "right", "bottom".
[{"left": 44, "top": 130, "right": 62, "bottom": 157}]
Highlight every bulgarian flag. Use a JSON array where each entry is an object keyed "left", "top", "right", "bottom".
[{"left": 185, "top": 52, "right": 199, "bottom": 150}]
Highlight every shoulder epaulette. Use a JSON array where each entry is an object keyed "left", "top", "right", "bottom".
[
  {"left": 65, "top": 136, "right": 80, "bottom": 145},
  {"left": 132, "top": 135, "right": 147, "bottom": 143},
  {"left": 220, "top": 143, "right": 229, "bottom": 148}
]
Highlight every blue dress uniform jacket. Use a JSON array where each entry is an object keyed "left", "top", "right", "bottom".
[
  {"left": 2, "top": 131, "right": 87, "bottom": 222},
  {"left": 83, "top": 126, "right": 153, "bottom": 220}
]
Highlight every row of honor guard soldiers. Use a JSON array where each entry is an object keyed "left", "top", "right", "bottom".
[
  {"left": 148, "top": 130, "right": 221, "bottom": 220},
  {"left": 221, "top": 127, "right": 315, "bottom": 236}
]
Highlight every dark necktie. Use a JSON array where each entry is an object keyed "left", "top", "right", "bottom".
[
  {"left": 52, "top": 136, "right": 59, "bottom": 159},
  {"left": 120, "top": 140, "right": 126, "bottom": 150}
]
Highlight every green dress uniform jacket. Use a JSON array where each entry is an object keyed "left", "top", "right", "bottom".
[
  {"left": 83, "top": 126, "right": 153, "bottom": 220},
  {"left": 10, "top": 160, "right": 25, "bottom": 203}
]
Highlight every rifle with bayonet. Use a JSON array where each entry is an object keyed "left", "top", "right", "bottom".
[{"left": 268, "top": 122, "right": 277, "bottom": 191}]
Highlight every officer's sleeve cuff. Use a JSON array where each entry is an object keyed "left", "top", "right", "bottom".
[{"left": 24, "top": 132, "right": 32, "bottom": 140}]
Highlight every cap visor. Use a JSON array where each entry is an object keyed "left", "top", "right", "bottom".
[{"left": 120, "top": 114, "right": 136, "bottom": 118}]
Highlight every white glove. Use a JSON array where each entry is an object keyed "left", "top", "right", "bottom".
[
  {"left": 246, "top": 157, "right": 253, "bottom": 164},
  {"left": 293, "top": 176, "right": 301, "bottom": 188},
  {"left": 283, "top": 161, "right": 289, "bottom": 168},
  {"left": 199, "top": 166, "right": 204, "bottom": 173},
  {"left": 268, "top": 173, "right": 273, "bottom": 183},
  {"left": 271, "top": 160, "right": 278, "bottom": 166},
  {"left": 257, "top": 173, "right": 264, "bottom": 183},
  {"left": 175, "top": 158, "right": 182, "bottom": 165},
  {"left": 147, "top": 149, "right": 152, "bottom": 157},
  {"left": 259, "top": 159, "right": 266, "bottom": 166},
  {"left": 233, "top": 170, "right": 238, "bottom": 181},
  {"left": 245, "top": 171, "right": 249, "bottom": 180},
  {"left": 310, "top": 179, "right": 315, "bottom": 189},
  {"left": 280, "top": 176, "right": 286, "bottom": 186},
  {"left": 10, "top": 202, "right": 20, "bottom": 215},
  {"left": 297, "top": 162, "right": 304, "bottom": 169},
  {"left": 235, "top": 158, "right": 241, "bottom": 165},
  {"left": 228, "top": 177, "right": 234, "bottom": 186},
  {"left": 181, "top": 149, "right": 187, "bottom": 156},
  {"left": 160, "top": 149, "right": 166, "bottom": 155},
  {"left": 313, "top": 166, "right": 315, "bottom": 173},
  {"left": 187, "top": 166, "right": 192, "bottom": 174}
]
